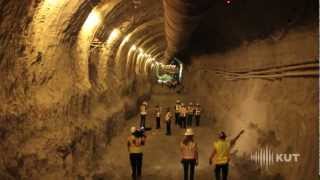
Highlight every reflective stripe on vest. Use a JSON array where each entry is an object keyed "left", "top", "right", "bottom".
[
  {"left": 128, "top": 136, "right": 143, "bottom": 153},
  {"left": 180, "top": 108, "right": 187, "bottom": 117},
  {"left": 181, "top": 142, "right": 197, "bottom": 159},
  {"left": 195, "top": 109, "right": 201, "bottom": 115},
  {"left": 165, "top": 112, "right": 172, "bottom": 121},
  {"left": 213, "top": 140, "right": 230, "bottom": 164},
  {"left": 140, "top": 105, "right": 147, "bottom": 115}
]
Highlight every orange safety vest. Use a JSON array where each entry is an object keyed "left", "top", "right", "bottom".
[
  {"left": 181, "top": 142, "right": 197, "bottom": 159},
  {"left": 180, "top": 107, "right": 187, "bottom": 117}
]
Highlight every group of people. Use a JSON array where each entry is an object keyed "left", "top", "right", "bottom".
[
  {"left": 174, "top": 100, "right": 202, "bottom": 128},
  {"left": 139, "top": 100, "right": 202, "bottom": 136},
  {"left": 127, "top": 100, "right": 245, "bottom": 180}
]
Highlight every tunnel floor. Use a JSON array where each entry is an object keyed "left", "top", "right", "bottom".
[{"left": 99, "top": 86, "right": 244, "bottom": 180}]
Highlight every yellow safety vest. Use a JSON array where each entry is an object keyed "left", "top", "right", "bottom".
[
  {"left": 213, "top": 140, "right": 230, "bottom": 164},
  {"left": 175, "top": 104, "right": 181, "bottom": 113},
  {"left": 128, "top": 136, "right": 143, "bottom": 154},
  {"left": 187, "top": 107, "right": 193, "bottom": 115}
]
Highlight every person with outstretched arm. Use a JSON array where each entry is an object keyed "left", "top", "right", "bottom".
[{"left": 209, "top": 130, "right": 245, "bottom": 180}]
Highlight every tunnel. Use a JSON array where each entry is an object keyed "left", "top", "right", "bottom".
[{"left": 0, "top": 0, "right": 318, "bottom": 179}]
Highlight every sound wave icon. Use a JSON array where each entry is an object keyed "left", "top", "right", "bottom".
[{"left": 250, "top": 147, "right": 275, "bottom": 169}]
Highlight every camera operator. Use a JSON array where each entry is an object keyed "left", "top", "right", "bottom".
[{"left": 127, "top": 126, "right": 146, "bottom": 180}]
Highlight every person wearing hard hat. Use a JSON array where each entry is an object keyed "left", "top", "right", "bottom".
[
  {"left": 179, "top": 103, "right": 187, "bottom": 129},
  {"left": 187, "top": 102, "right": 194, "bottom": 127},
  {"left": 195, "top": 103, "right": 201, "bottom": 126},
  {"left": 175, "top": 100, "right": 181, "bottom": 126},
  {"left": 180, "top": 128, "right": 198, "bottom": 180},
  {"left": 128, "top": 126, "right": 146, "bottom": 180},
  {"left": 139, "top": 101, "right": 148, "bottom": 128},
  {"left": 209, "top": 130, "right": 245, "bottom": 180},
  {"left": 164, "top": 107, "right": 173, "bottom": 135},
  {"left": 155, "top": 105, "right": 161, "bottom": 129}
]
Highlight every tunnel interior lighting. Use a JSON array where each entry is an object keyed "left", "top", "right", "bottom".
[
  {"left": 131, "top": 45, "right": 137, "bottom": 51},
  {"left": 139, "top": 48, "right": 144, "bottom": 53},
  {"left": 45, "top": 0, "right": 63, "bottom": 7},
  {"left": 108, "top": 29, "right": 121, "bottom": 43},
  {"left": 123, "top": 35, "right": 130, "bottom": 43},
  {"left": 225, "top": 0, "right": 232, "bottom": 4},
  {"left": 82, "top": 9, "right": 101, "bottom": 33}
]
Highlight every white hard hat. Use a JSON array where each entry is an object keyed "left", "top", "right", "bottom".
[
  {"left": 130, "top": 126, "right": 137, "bottom": 133},
  {"left": 184, "top": 128, "right": 194, "bottom": 136}
]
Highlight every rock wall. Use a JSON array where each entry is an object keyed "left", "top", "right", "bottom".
[
  {"left": 0, "top": 0, "right": 159, "bottom": 179},
  {"left": 183, "top": 26, "right": 318, "bottom": 180}
]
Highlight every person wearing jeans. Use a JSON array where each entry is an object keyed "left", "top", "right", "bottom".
[
  {"left": 214, "top": 163, "right": 228, "bottom": 180},
  {"left": 180, "top": 128, "right": 198, "bottom": 180},
  {"left": 129, "top": 153, "right": 143, "bottom": 180}
]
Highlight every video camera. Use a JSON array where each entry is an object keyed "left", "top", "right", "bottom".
[{"left": 133, "top": 127, "right": 146, "bottom": 138}]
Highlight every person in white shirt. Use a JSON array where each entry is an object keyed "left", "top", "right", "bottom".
[{"left": 140, "top": 101, "right": 148, "bottom": 128}]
